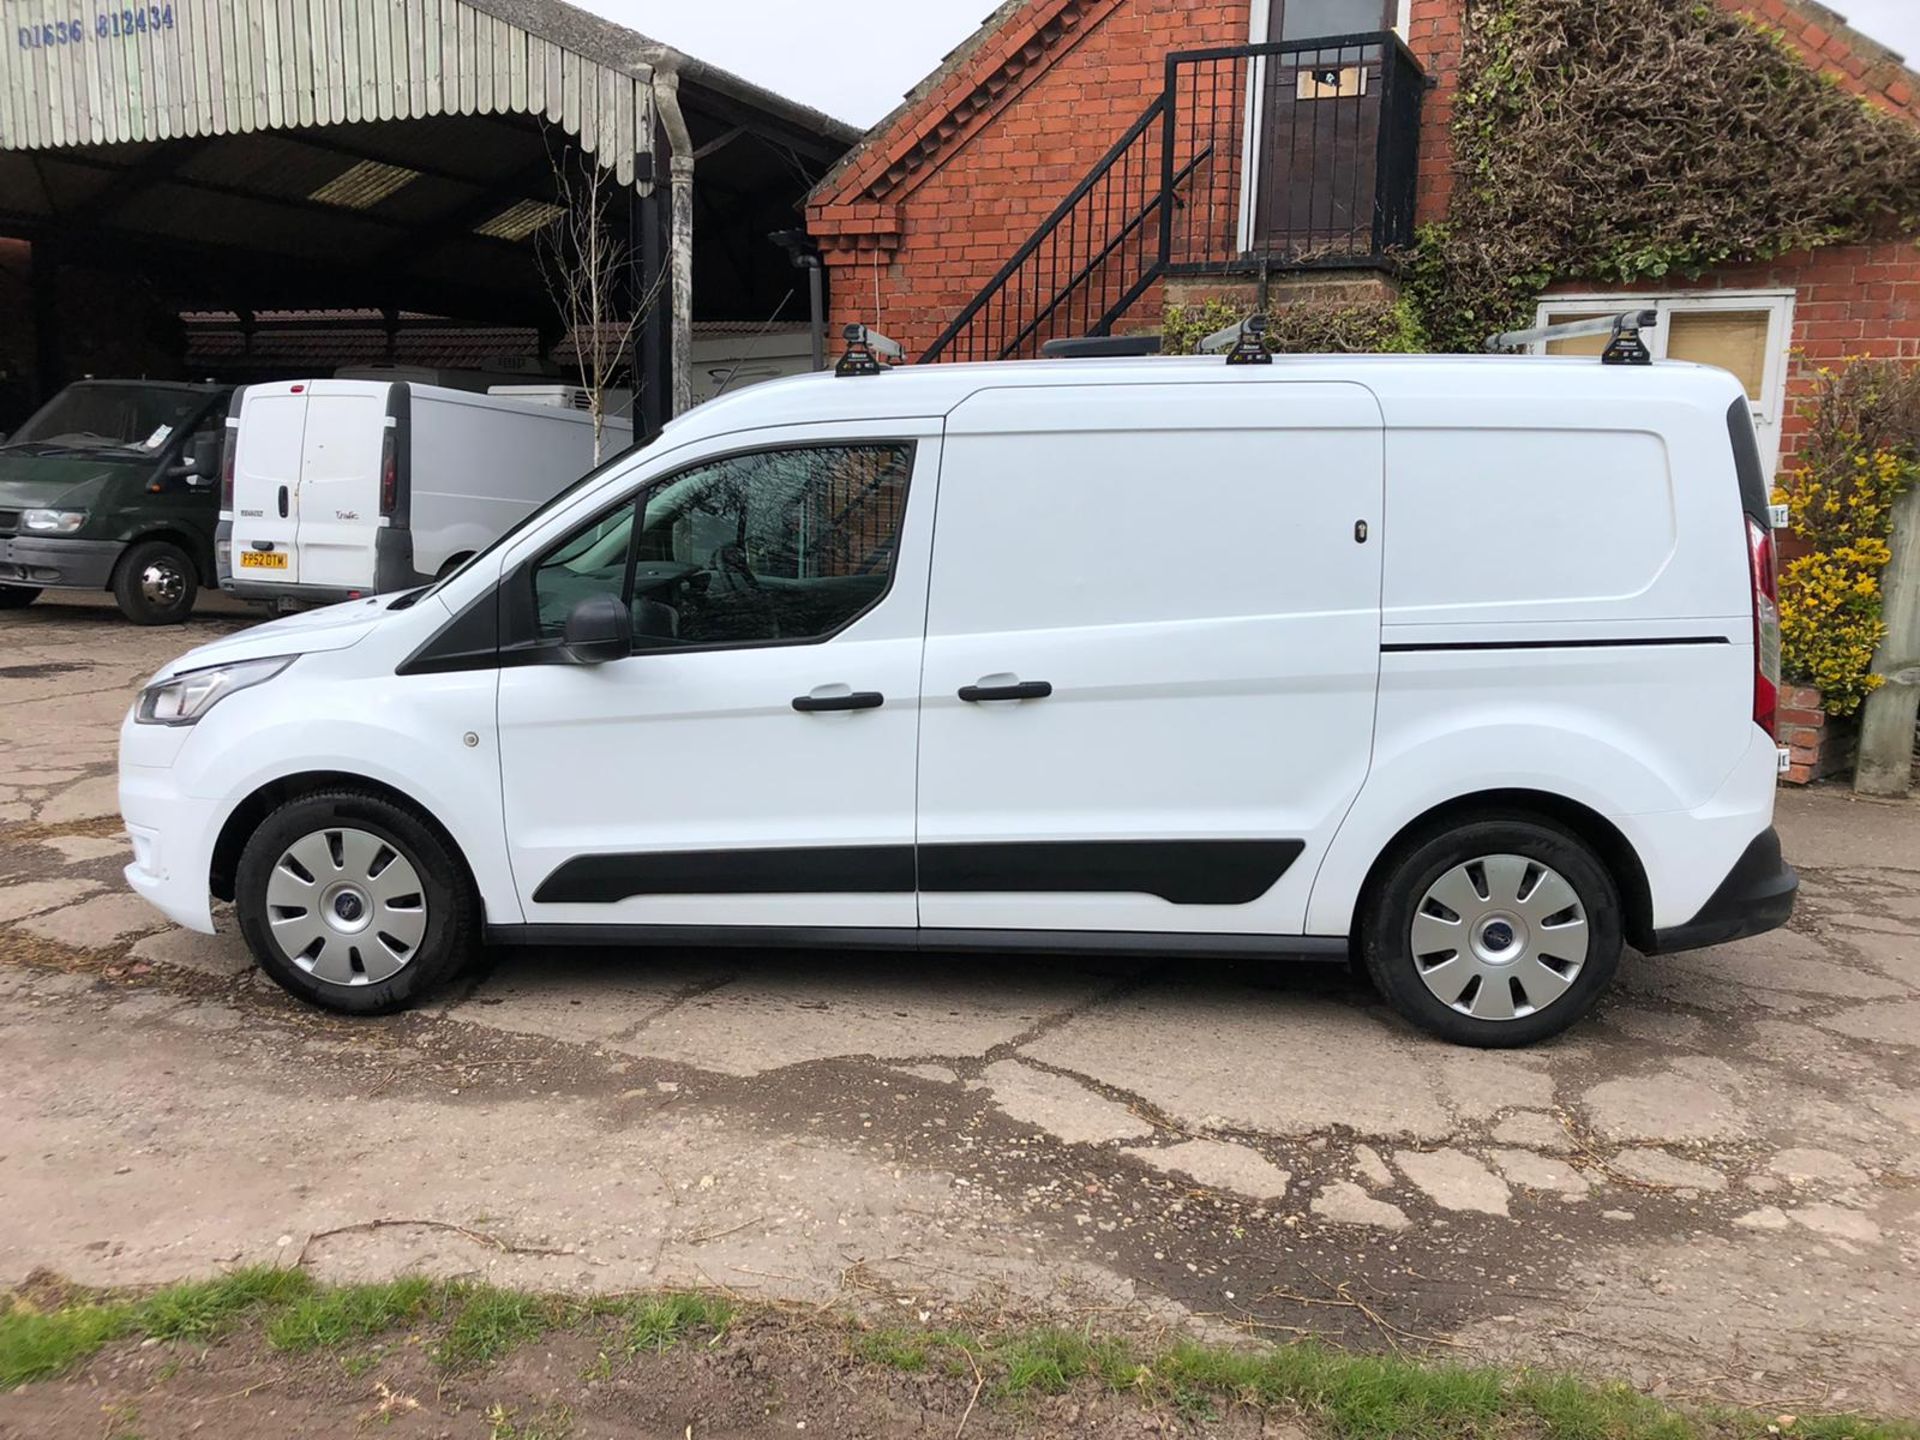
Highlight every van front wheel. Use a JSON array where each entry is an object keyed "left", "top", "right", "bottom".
[
  {"left": 235, "top": 789, "right": 477, "bottom": 1015},
  {"left": 112, "top": 539, "right": 197, "bottom": 625},
  {"left": 1361, "top": 818, "right": 1621, "bottom": 1047}
]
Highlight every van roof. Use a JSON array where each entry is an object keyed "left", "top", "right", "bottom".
[{"left": 657, "top": 353, "right": 1750, "bottom": 448}]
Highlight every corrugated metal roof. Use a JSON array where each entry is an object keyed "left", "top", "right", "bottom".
[{"left": 0, "top": 0, "right": 655, "bottom": 186}]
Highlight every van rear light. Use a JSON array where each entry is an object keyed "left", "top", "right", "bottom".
[
  {"left": 1747, "top": 515, "right": 1782, "bottom": 738},
  {"left": 379, "top": 427, "right": 399, "bottom": 517},
  {"left": 219, "top": 423, "right": 237, "bottom": 508}
]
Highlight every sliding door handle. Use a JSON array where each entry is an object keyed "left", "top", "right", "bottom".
[
  {"left": 792, "top": 691, "right": 885, "bottom": 713},
  {"left": 958, "top": 680, "right": 1053, "bottom": 703}
]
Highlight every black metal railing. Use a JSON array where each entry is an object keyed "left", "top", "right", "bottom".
[{"left": 921, "top": 32, "right": 1424, "bottom": 363}]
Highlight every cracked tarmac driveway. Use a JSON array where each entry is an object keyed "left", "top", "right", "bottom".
[{"left": 3, "top": 595, "right": 1918, "bottom": 1414}]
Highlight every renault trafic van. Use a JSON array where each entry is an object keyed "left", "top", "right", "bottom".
[
  {"left": 221, "top": 380, "right": 631, "bottom": 606},
  {"left": 118, "top": 334, "right": 1796, "bottom": 1046}
]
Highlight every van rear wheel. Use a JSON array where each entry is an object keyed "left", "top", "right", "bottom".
[
  {"left": 112, "top": 539, "right": 197, "bottom": 625},
  {"left": 235, "top": 789, "right": 477, "bottom": 1015},
  {"left": 0, "top": 585, "right": 39, "bottom": 608},
  {"left": 1361, "top": 817, "right": 1621, "bottom": 1047}
]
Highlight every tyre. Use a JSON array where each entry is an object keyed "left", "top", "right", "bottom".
[
  {"left": 0, "top": 585, "right": 40, "bottom": 609},
  {"left": 112, "top": 539, "right": 197, "bottom": 625},
  {"left": 1359, "top": 816, "right": 1622, "bottom": 1047},
  {"left": 234, "top": 789, "right": 477, "bottom": 1015}
]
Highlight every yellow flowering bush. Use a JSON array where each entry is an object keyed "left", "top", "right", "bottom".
[{"left": 1773, "top": 360, "right": 1920, "bottom": 716}]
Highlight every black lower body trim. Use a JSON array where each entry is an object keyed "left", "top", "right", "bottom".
[
  {"left": 484, "top": 923, "right": 1350, "bottom": 962},
  {"left": 1642, "top": 826, "right": 1798, "bottom": 955},
  {"left": 533, "top": 839, "right": 1303, "bottom": 907},
  {"left": 533, "top": 845, "right": 916, "bottom": 904}
]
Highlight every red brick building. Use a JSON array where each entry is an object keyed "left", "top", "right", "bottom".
[{"left": 806, "top": 0, "right": 1920, "bottom": 479}]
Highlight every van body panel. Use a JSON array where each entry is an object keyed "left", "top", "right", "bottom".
[
  {"left": 407, "top": 389, "right": 626, "bottom": 578},
  {"left": 918, "top": 382, "right": 1384, "bottom": 936}
]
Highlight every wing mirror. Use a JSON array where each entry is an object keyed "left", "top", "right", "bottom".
[
  {"left": 172, "top": 431, "right": 222, "bottom": 488},
  {"left": 562, "top": 593, "right": 633, "bottom": 665}
]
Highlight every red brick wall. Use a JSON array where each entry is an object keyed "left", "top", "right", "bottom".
[{"left": 812, "top": 0, "right": 1253, "bottom": 360}]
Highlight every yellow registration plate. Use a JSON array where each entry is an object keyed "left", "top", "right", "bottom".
[{"left": 239, "top": 551, "right": 288, "bottom": 570}]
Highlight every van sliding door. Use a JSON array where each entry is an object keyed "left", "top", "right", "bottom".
[{"left": 915, "top": 381, "right": 1385, "bottom": 938}]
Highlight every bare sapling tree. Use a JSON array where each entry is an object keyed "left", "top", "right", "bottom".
[{"left": 534, "top": 141, "right": 664, "bottom": 462}]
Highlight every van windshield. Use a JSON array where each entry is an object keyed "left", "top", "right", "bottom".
[
  {"left": 3, "top": 383, "right": 213, "bottom": 458},
  {"left": 395, "top": 436, "right": 651, "bottom": 609}
]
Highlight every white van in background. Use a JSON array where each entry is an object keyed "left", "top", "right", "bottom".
[{"left": 219, "top": 380, "right": 631, "bottom": 605}]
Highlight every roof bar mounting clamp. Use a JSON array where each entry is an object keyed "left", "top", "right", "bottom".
[
  {"left": 1199, "top": 314, "right": 1273, "bottom": 365},
  {"left": 836, "top": 323, "right": 905, "bottom": 377},
  {"left": 1484, "top": 308, "right": 1659, "bottom": 365}
]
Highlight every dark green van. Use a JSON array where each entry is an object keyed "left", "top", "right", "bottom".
[{"left": 0, "top": 380, "right": 231, "bottom": 625}]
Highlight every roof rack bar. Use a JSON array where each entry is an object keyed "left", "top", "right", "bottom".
[
  {"left": 836, "top": 323, "right": 905, "bottom": 377},
  {"left": 1486, "top": 308, "right": 1659, "bottom": 365}
]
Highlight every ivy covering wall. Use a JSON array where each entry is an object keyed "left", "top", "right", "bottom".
[{"left": 1404, "top": 0, "right": 1920, "bottom": 353}]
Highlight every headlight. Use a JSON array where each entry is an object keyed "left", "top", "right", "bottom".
[
  {"left": 135, "top": 656, "right": 296, "bottom": 726},
  {"left": 21, "top": 508, "right": 87, "bottom": 534}
]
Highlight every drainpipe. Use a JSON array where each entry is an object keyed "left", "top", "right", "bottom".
[{"left": 653, "top": 70, "right": 696, "bottom": 419}]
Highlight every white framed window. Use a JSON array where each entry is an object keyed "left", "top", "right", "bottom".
[{"left": 1531, "top": 291, "right": 1797, "bottom": 476}]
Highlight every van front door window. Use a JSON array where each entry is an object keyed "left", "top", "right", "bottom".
[{"left": 531, "top": 442, "right": 915, "bottom": 648}]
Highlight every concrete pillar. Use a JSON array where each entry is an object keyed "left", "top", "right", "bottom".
[{"left": 1855, "top": 483, "right": 1920, "bottom": 796}]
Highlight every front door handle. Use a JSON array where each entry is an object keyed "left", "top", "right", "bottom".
[
  {"left": 792, "top": 691, "right": 885, "bottom": 713},
  {"left": 958, "top": 680, "right": 1053, "bottom": 703}
]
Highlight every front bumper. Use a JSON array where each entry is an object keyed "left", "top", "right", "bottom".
[
  {"left": 0, "top": 535, "right": 124, "bottom": 589},
  {"left": 1643, "top": 826, "right": 1798, "bottom": 954},
  {"left": 119, "top": 714, "right": 223, "bottom": 934}
]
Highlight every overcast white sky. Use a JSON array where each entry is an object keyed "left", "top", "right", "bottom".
[{"left": 592, "top": 0, "right": 1920, "bottom": 127}]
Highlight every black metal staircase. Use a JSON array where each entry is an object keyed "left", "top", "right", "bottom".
[{"left": 920, "top": 32, "right": 1425, "bottom": 365}]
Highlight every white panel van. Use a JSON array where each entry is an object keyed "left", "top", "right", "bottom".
[
  {"left": 219, "top": 380, "right": 631, "bottom": 604},
  {"left": 121, "top": 336, "right": 1796, "bottom": 1047}
]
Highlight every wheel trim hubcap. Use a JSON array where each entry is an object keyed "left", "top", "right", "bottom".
[
  {"left": 264, "top": 827, "right": 428, "bottom": 986},
  {"left": 141, "top": 560, "right": 186, "bottom": 606},
  {"left": 1410, "top": 854, "right": 1588, "bottom": 1022}
]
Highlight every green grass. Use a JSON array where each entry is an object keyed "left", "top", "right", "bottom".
[
  {"left": 0, "top": 1302, "right": 134, "bottom": 1389},
  {"left": 5, "top": 1270, "right": 1919, "bottom": 1440},
  {"left": 266, "top": 1275, "right": 446, "bottom": 1353},
  {"left": 623, "top": 1292, "right": 735, "bottom": 1355},
  {"left": 131, "top": 1268, "right": 313, "bottom": 1342},
  {"left": 434, "top": 1286, "right": 565, "bottom": 1372}
]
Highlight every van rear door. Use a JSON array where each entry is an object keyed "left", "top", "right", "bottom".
[
  {"left": 294, "top": 382, "right": 391, "bottom": 590},
  {"left": 229, "top": 387, "right": 307, "bottom": 586}
]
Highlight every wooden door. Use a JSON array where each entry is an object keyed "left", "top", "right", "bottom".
[{"left": 1249, "top": 0, "right": 1394, "bottom": 257}]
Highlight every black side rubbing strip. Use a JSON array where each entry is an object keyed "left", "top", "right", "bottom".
[
  {"left": 1382, "top": 636, "right": 1731, "bottom": 654},
  {"left": 919, "top": 840, "right": 1303, "bottom": 906},
  {"left": 533, "top": 840, "right": 1305, "bottom": 908},
  {"left": 534, "top": 846, "right": 916, "bottom": 904}
]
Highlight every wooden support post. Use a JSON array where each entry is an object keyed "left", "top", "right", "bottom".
[{"left": 1855, "top": 483, "right": 1920, "bottom": 796}]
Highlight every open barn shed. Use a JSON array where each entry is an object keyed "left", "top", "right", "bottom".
[{"left": 0, "top": 0, "right": 856, "bottom": 433}]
